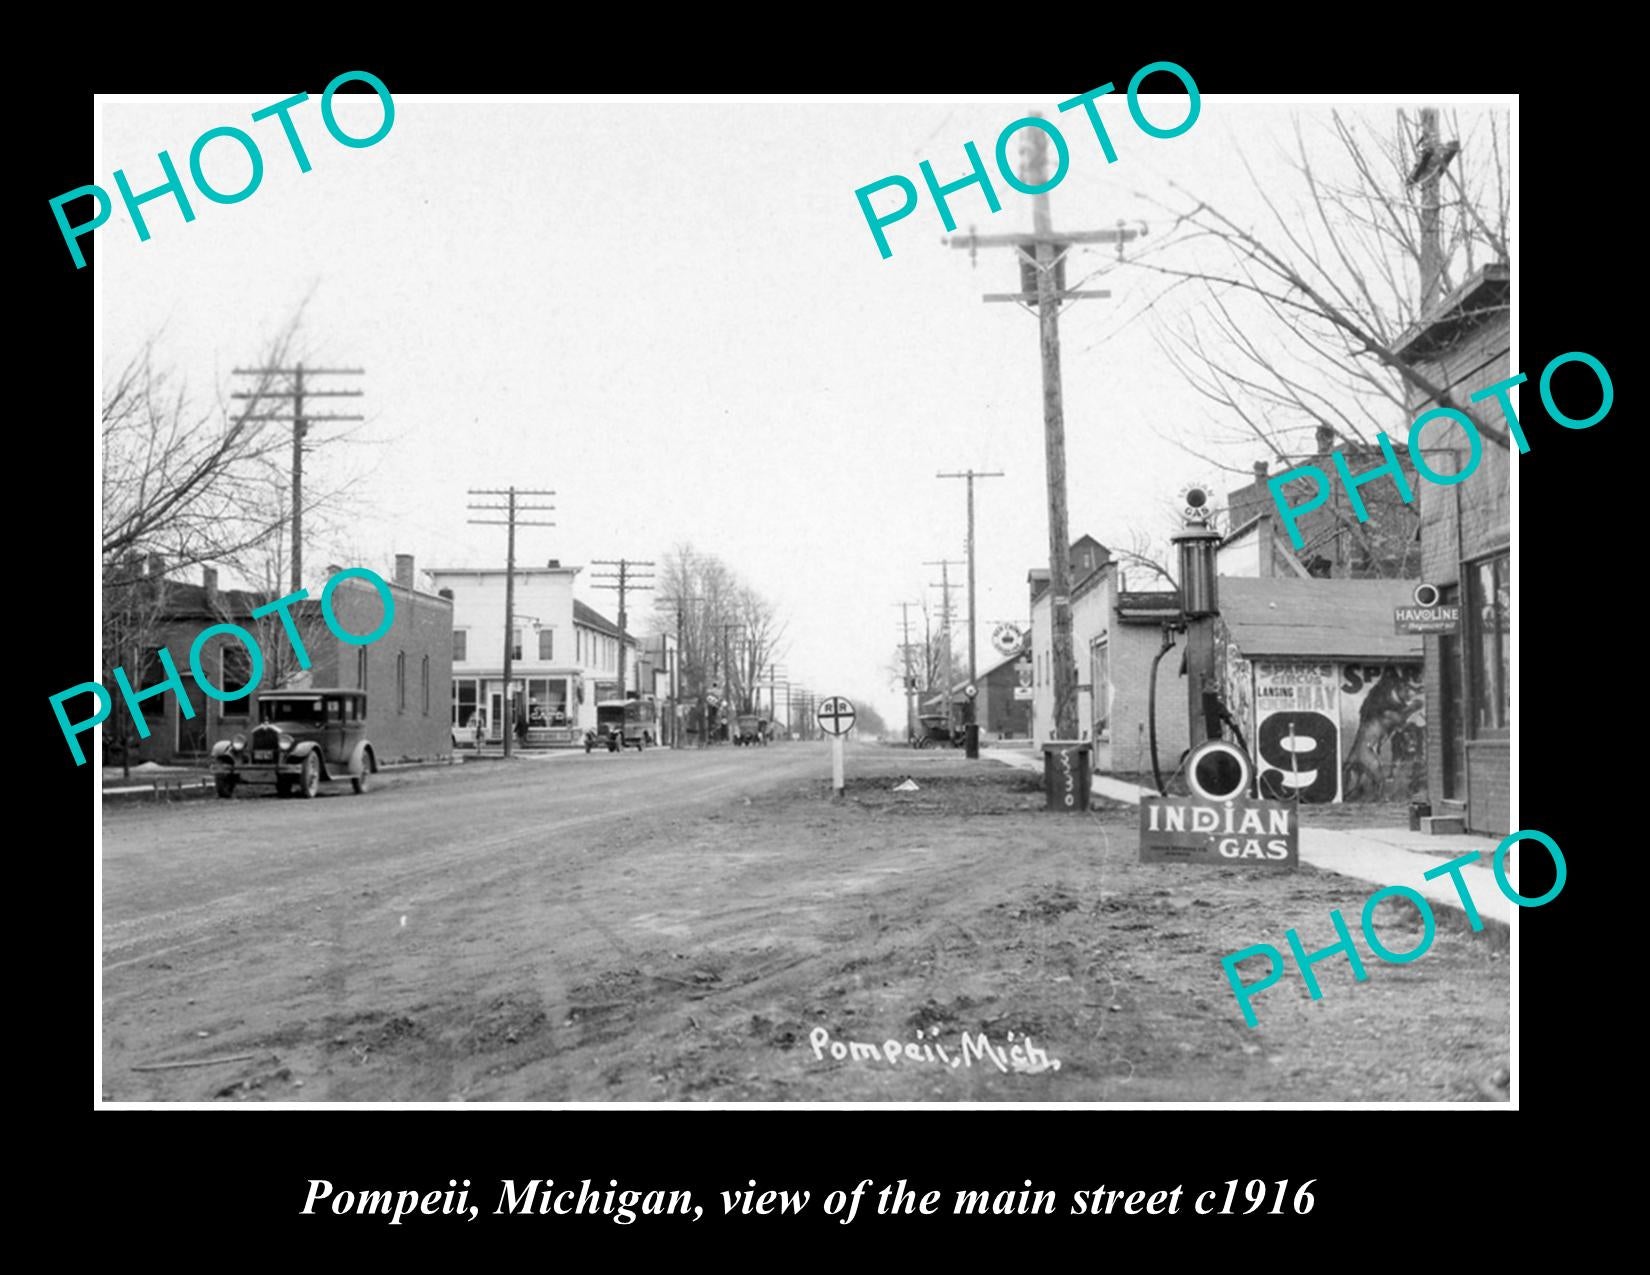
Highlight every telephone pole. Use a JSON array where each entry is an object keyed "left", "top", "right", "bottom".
[
  {"left": 468, "top": 487, "right": 555, "bottom": 758},
  {"left": 925, "top": 559, "right": 963, "bottom": 733},
  {"left": 720, "top": 622, "right": 747, "bottom": 731},
  {"left": 939, "top": 469, "right": 1003, "bottom": 757},
  {"left": 590, "top": 559, "right": 655, "bottom": 699},
  {"left": 657, "top": 594, "right": 700, "bottom": 748},
  {"left": 1408, "top": 107, "right": 1459, "bottom": 313},
  {"left": 895, "top": 601, "right": 920, "bottom": 744},
  {"left": 230, "top": 362, "right": 364, "bottom": 593},
  {"left": 945, "top": 116, "right": 1144, "bottom": 740}
]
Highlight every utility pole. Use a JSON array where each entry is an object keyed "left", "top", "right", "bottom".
[
  {"left": 468, "top": 487, "right": 555, "bottom": 758},
  {"left": 939, "top": 469, "right": 1003, "bottom": 757},
  {"left": 1408, "top": 107, "right": 1459, "bottom": 313},
  {"left": 765, "top": 663, "right": 786, "bottom": 723},
  {"left": 231, "top": 361, "right": 364, "bottom": 593},
  {"left": 925, "top": 559, "right": 963, "bottom": 735},
  {"left": 945, "top": 116, "right": 1144, "bottom": 740},
  {"left": 590, "top": 558, "right": 655, "bottom": 699},
  {"left": 895, "top": 601, "right": 920, "bottom": 744},
  {"left": 720, "top": 622, "right": 746, "bottom": 737},
  {"left": 657, "top": 594, "right": 699, "bottom": 748}
]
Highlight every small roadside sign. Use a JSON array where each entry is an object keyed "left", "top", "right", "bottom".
[
  {"left": 816, "top": 696, "right": 856, "bottom": 737},
  {"left": 817, "top": 695, "right": 854, "bottom": 797},
  {"left": 991, "top": 622, "right": 1024, "bottom": 656},
  {"left": 1139, "top": 797, "right": 1299, "bottom": 869},
  {"left": 1395, "top": 582, "right": 1459, "bottom": 634},
  {"left": 1013, "top": 686, "right": 1034, "bottom": 701},
  {"left": 964, "top": 684, "right": 978, "bottom": 699}
]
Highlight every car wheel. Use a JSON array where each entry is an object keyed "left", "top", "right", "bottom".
[
  {"left": 351, "top": 760, "right": 371, "bottom": 795},
  {"left": 214, "top": 771, "right": 236, "bottom": 799},
  {"left": 299, "top": 751, "right": 321, "bottom": 799}
]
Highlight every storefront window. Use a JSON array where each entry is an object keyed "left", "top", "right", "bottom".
[
  {"left": 452, "top": 678, "right": 478, "bottom": 726},
  {"left": 526, "top": 676, "right": 572, "bottom": 726},
  {"left": 1467, "top": 553, "right": 1509, "bottom": 737}
]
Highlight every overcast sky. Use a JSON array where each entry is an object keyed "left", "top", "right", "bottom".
[{"left": 96, "top": 92, "right": 1511, "bottom": 729}]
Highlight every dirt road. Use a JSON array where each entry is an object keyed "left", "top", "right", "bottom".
[{"left": 101, "top": 745, "right": 1509, "bottom": 1102}]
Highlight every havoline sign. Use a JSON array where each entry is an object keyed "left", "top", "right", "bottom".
[{"left": 1395, "top": 581, "right": 1460, "bottom": 634}]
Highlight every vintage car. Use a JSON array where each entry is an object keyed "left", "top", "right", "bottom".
[
  {"left": 211, "top": 689, "right": 378, "bottom": 798},
  {"left": 584, "top": 697, "right": 656, "bottom": 753}
]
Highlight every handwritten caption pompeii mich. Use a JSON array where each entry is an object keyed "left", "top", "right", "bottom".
[{"left": 302, "top": 1177, "right": 1318, "bottom": 1225}]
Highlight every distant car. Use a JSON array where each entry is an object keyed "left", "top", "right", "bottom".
[{"left": 211, "top": 689, "right": 377, "bottom": 799}]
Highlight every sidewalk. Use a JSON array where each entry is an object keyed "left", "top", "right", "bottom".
[{"left": 981, "top": 747, "right": 1510, "bottom": 925}]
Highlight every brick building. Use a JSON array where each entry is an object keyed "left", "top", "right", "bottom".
[
  {"left": 1226, "top": 428, "right": 1423, "bottom": 580},
  {"left": 107, "top": 556, "right": 453, "bottom": 766},
  {"left": 103, "top": 562, "right": 266, "bottom": 766},
  {"left": 308, "top": 555, "right": 455, "bottom": 763},
  {"left": 1397, "top": 263, "right": 1510, "bottom": 835}
]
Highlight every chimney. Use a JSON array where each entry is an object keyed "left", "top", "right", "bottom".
[
  {"left": 394, "top": 553, "right": 415, "bottom": 590},
  {"left": 547, "top": 559, "right": 561, "bottom": 569},
  {"left": 203, "top": 566, "right": 219, "bottom": 599},
  {"left": 1253, "top": 460, "right": 1268, "bottom": 481},
  {"left": 1315, "top": 425, "right": 1336, "bottom": 455},
  {"left": 438, "top": 587, "right": 454, "bottom": 601}
]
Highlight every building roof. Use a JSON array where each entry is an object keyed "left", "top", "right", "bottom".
[
  {"left": 574, "top": 599, "right": 641, "bottom": 645},
  {"left": 427, "top": 564, "right": 581, "bottom": 579},
  {"left": 1219, "top": 577, "right": 1422, "bottom": 661},
  {"left": 924, "top": 647, "right": 1027, "bottom": 703},
  {"left": 120, "top": 579, "right": 268, "bottom": 621},
  {"left": 1392, "top": 262, "right": 1510, "bottom": 362},
  {"left": 1220, "top": 512, "right": 1267, "bottom": 547}
]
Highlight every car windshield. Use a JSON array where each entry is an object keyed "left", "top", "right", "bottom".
[{"left": 259, "top": 698, "right": 327, "bottom": 725}]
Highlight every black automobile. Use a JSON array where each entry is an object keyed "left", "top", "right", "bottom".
[{"left": 211, "top": 689, "right": 378, "bottom": 798}]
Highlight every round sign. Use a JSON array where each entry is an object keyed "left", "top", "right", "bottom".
[
  {"left": 1186, "top": 739, "right": 1254, "bottom": 802},
  {"left": 1413, "top": 582, "right": 1441, "bottom": 608},
  {"left": 964, "top": 684, "right": 978, "bottom": 699},
  {"left": 991, "top": 622, "right": 1024, "bottom": 656},
  {"left": 815, "top": 696, "right": 857, "bottom": 737}
]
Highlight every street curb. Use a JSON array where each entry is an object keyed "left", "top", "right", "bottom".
[{"left": 101, "top": 755, "right": 463, "bottom": 804}]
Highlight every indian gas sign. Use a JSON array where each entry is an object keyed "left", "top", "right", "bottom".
[{"left": 1139, "top": 797, "right": 1298, "bottom": 868}]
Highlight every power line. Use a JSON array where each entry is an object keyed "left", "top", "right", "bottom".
[
  {"left": 589, "top": 558, "right": 655, "bottom": 700},
  {"left": 230, "top": 362, "right": 364, "bottom": 593},
  {"left": 944, "top": 118, "right": 1144, "bottom": 741},
  {"left": 467, "top": 486, "right": 555, "bottom": 759},
  {"left": 939, "top": 469, "right": 1003, "bottom": 757}
]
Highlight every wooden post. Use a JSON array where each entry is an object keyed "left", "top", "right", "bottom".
[
  {"left": 831, "top": 734, "right": 845, "bottom": 796},
  {"left": 291, "top": 362, "right": 304, "bottom": 595},
  {"left": 942, "top": 114, "right": 1144, "bottom": 744},
  {"left": 502, "top": 488, "right": 516, "bottom": 758},
  {"left": 940, "top": 469, "right": 1003, "bottom": 756},
  {"left": 1027, "top": 128, "right": 1080, "bottom": 742}
]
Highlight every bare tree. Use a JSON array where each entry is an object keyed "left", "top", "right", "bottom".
[
  {"left": 1124, "top": 107, "right": 1511, "bottom": 504},
  {"left": 100, "top": 308, "right": 363, "bottom": 769},
  {"left": 653, "top": 544, "right": 788, "bottom": 742}
]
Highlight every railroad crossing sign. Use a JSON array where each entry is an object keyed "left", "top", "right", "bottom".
[{"left": 816, "top": 696, "right": 856, "bottom": 737}]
